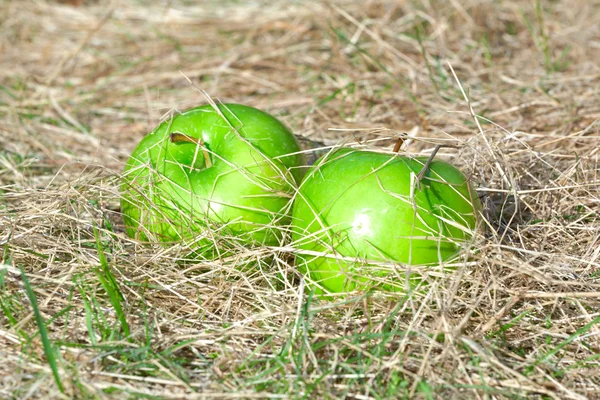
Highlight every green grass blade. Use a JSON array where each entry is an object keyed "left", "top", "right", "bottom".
[
  {"left": 93, "top": 223, "right": 130, "bottom": 338},
  {"left": 19, "top": 265, "right": 65, "bottom": 393},
  {"left": 75, "top": 276, "right": 98, "bottom": 346},
  {"left": 535, "top": 313, "right": 600, "bottom": 367}
]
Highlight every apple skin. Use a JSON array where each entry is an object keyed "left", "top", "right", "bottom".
[
  {"left": 121, "top": 103, "right": 305, "bottom": 258},
  {"left": 291, "top": 148, "right": 482, "bottom": 294}
]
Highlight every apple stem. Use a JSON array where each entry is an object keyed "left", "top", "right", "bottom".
[
  {"left": 393, "top": 137, "right": 404, "bottom": 153},
  {"left": 393, "top": 135, "right": 406, "bottom": 153},
  {"left": 170, "top": 132, "right": 212, "bottom": 169},
  {"left": 415, "top": 144, "right": 441, "bottom": 190}
]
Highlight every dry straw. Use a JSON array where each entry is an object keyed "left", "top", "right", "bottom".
[{"left": 0, "top": 0, "right": 599, "bottom": 399}]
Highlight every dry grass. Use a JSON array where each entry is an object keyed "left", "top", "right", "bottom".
[{"left": 1, "top": 0, "right": 600, "bottom": 398}]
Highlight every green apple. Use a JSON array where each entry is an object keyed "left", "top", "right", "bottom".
[
  {"left": 121, "top": 103, "right": 305, "bottom": 258},
  {"left": 291, "top": 147, "right": 482, "bottom": 294}
]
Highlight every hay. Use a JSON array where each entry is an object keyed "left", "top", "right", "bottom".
[{"left": 1, "top": 0, "right": 599, "bottom": 398}]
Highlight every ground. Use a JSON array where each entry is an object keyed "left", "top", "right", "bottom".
[{"left": 0, "top": 0, "right": 599, "bottom": 399}]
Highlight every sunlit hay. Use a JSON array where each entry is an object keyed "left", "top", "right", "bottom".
[{"left": 1, "top": 0, "right": 600, "bottom": 398}]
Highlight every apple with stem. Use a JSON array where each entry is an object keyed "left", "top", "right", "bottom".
[
  {"left": 291, "top": 139, "right": 482, "bottom": 294},
  {"left": 121, "top": 103, "right": 306, "bottom": 259}
]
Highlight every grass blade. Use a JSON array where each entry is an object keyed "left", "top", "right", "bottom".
[
  {"left": 19, "top": 265, "right": 65, "bottom": 393},
  {"left": 535, "top": 313, "right": 600, "bottom": 367},
  {"left": 93, "top": 223, "right": 130, "bottom": 338}
]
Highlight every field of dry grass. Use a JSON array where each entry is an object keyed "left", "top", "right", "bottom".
[{"left": 1, "top": 0, "right": 599, "bottom": 398}]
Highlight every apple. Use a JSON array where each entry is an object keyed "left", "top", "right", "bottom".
[
  {"left": 121, "top": 103, "right": 306, "bottom": 258},
  {"left": 291, "top": 147, "right": 482, "bottom": 294}
]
